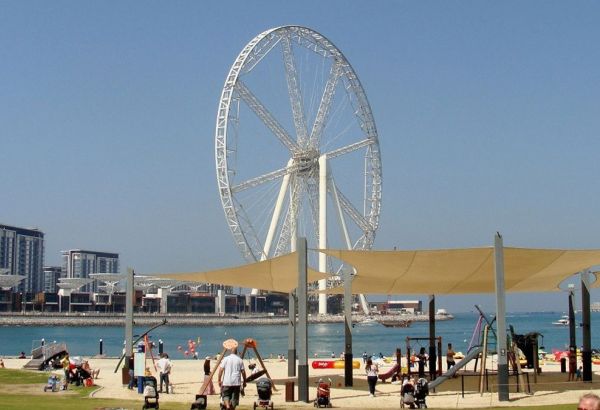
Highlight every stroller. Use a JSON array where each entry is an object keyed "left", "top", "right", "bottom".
[
  {"left": 43, "top": 375, "right": 60, "bottom": 392},
  {"left": 400, "top": 381, "right": 416, "bottom": 409},
  {"left": 253, "top": 378, "right": 274, "bottom": 409},
  {"left": 414, "top": 378, "right": 429, "bottom": 408},
  {"left": 313, "top": 378, "right": 332, "bottom": 408},
  {"left": 142, "top": 376, "right": 160, "bottom": 409}
]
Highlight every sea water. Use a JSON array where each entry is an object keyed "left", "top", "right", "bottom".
[{"left": 1, "top": 312, "right": 598, "bottom": 358}]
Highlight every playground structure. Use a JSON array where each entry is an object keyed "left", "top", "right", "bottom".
[
  {"left": 198, "top": 338, "right": 276, "bottom": 396},
  {"left": 378, "top": 348, "right": 403, "bottom": 383},
  {"left": 406, "top": 336, "right": 443, "bottom": 379},
  {"left": 428, "top": 306, "right": 534, "bottom": 395}
]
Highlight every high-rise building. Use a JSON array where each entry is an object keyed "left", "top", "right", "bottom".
[
  {"left": 0, "top": 224, "right": 45, "bottom": 293},
  {"left": 43, "top": 266, "right": 63, "bottom": 293},
  {"left": 62, "top": 250, "right": 119, "bottom": 292}
]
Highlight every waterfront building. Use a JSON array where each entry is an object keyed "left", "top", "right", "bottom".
[
  {"left": 0, "top": 224, "right": 45, "bottom": 293},
  {"left": 43, "top": 266, "right": 63, "bottom": 293},
  {"left": 62, "top": 249, "right": 119, "bottom": 292}
]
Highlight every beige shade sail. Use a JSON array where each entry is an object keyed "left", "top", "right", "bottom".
[
  {"left": 320, "top": 247, "right": 600, "bottom": 295},
  {"left": 153, "top": 251, "right": 326, "bottom": 293}
]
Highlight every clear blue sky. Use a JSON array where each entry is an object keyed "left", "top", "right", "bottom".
[{"left": 2, "top": 1, "right": 599, "bottom": 312}]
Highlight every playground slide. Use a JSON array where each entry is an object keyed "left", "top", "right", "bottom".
[
  {"left": 378, "top": 363, "right": 400, "bottom": 382},
  {"left": 428, "top": 346, "right": 483, "bottom": 390}
]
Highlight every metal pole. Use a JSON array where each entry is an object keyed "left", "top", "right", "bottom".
[
  {"left": 318, "top": 155, "right": 328, "bottom": 315},
  {"left": 344, "top": 266, "right": 353, "bottom": 386},
  {"left": 99, "top": 339, "right": 103, "bottom": 356},
  {"left": 581, "top": 272, "right": 592, "bottom": 381},
  {"left": 428, "top": 295, "right": 437, "bottom": 380},
  {"left": 158, "top": 339, "right": 163, "bottom": 355},
  {"left": 494, "top": 232, "right": 509, "bottom": 401},
  {"left": 568, "top": 285, "right": 577, "bottom": 378},
  {"left": 288, "top": 290, "right": 296, "bottom": 377},
  {"left": 297, "top": 237, "right": 309, "bottom": 402},
  {"left": 125, "top": 268, "right": 134, "bottom": 364}
]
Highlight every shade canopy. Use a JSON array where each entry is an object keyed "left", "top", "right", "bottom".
[
  {"left": 321, "top": 247, "right": 600, "bottom": 295},
  {"left": 155, "top": 251, "right": 326, "bottom": 293}
]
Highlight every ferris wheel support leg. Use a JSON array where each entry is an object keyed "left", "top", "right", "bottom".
[
  {"left": 330, "top": 178, "right": 370, "bottom": 316},
  {"left": 318, "top": 155, "right": 328, "bottom": 315},
  {"left": 251, "top": 162, "right": 293, "bottom": 296}
]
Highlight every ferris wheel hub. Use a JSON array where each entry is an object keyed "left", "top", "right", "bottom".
[{"left": 293, "top": 148, "right": 320, "bottom": 175}]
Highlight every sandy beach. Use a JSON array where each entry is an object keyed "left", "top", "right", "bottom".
[{"left": 3, "top": 354, "right": 599, "bottom": 408}]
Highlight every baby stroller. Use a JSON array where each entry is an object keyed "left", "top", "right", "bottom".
[
  {"left": 43, "top": 374, "right": 60, "bottom": 392},
  {"left": 142, "top": 376, "right": 160, "bottom": 409},
  {"left": 313, "top": 378, "right": 332, "bottom": 408},
  {"left": 400, "top": 381, "right": 416, "bottom": 409},
  {"left": 414, "top": 378, "right": 429, "bottom": 408},
  {"left": 253, "top": 378, "right": 274, "bottom": 409}
]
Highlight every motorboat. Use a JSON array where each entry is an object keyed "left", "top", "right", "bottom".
[
  {"left": 356, "top": 317, "right": 378, "bottom": 326},
  {"left": 552, "top": 315, "right": 569, "bottom": 326}
]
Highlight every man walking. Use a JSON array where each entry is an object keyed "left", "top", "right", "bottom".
[
  {"left": 157, "top": 353, "right": 172, "bottom": 394},
  {"left": 218, "top": 346, "right": 247, "bottom": 410}
]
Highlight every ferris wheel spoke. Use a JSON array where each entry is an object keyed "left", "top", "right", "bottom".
[
  {"left": 236, "top": 80, "right": 300, "bottom": 153},
  {"left": 281, "top": 34, "right": 309, "bottom": 147},
  {"left": 323, "top": 138, "right": 374, "bottom": 159},
  {"left": 231, "top": 162, "right": 298, "bottom": 193},
  {"left": 331, "top": 183, "right": 372, "bottom": 233},
  {"left": 309, "top": 62, "right": 342, "bottom": 148}
]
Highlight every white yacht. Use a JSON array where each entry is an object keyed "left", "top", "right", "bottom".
[{"left": 552, "top": 315, "right": 569, "bottom": 326}]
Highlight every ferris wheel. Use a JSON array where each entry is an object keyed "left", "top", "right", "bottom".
[{"left": 215, "top": 26, "right": 382, "bottom": 314}]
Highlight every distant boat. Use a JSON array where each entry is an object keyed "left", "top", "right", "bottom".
[
  {"left": 552, "top": 315, "right": 569, "bottom": 326},
  {"left": 435, "top": 308, "right": 454, "bottom": 319},
  {"left": 356, "top": 317, "right": 378, "bottom": 326},
  {"left": 377, "top": 319, "right": 412, "bottom": 328}
]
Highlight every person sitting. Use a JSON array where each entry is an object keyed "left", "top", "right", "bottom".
[
  {"left": 18, "top": 351, "right": 26, "bottom": 359},
  {"left": 82, "top": 360, "right": 100, "bottom": 379}
]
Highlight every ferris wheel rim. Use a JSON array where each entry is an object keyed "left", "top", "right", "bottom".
[{"left": 215, "top": 25, "right": 382, "bottom": 263}]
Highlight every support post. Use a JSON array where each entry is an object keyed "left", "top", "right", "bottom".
[
  {"left": 494, "top": 233, "right": 509, "bottom": 401},
  {"left": 297, "top": 238, "right": 309, "bottom": 402},
  {"left": 581, "top": 272, "right": 592, "bottom": 382},
  {"left": 288, "top": 290, "right": 296, "bottom": 377},
  {"left": 318, "top": 155, "right": 327, "bottom": 315},
  {"left": 344, "top": 266, "right": 353, "bottom": 386},
  {"left": 428, "top": 295, "right": 437, "bottom": 380},
  {"left": 125, "top": 268, "right": 134, "bottom": 366},
  {"left": 568, "top": 285, "right": 577, "bottom": 379}
]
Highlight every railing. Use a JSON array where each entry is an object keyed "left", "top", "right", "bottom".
[{"left": 31, "top": 342, "right": 67, "bottom": 359}]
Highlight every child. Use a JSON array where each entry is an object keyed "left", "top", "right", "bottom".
[{"left": 576, "top": 366, "right": 583, "bottom": 381}]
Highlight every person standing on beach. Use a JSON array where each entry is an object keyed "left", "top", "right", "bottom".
[
  {"left": 578, "top": 393, "right": 600, "bottom": 410},
  {"left": 157, "top": 353, "right": 172, "bottom": 394},
  {"left": 446, "top": 343, "right": 456, "bottom": 371},
  {"left": 218, "top": 347, "right": 247, "bottom": 410},
  {"left": 365, "top": 358, "right": 379, "bottom": 397},
  {"left": 60, "top": 353, "right": 70, "bottom": 384}
]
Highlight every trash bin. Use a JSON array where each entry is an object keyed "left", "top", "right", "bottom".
[
  {"left": 285, "top": 381, "right": 295, "bottom": 402},
  {"left": 122, "top": 367, "right": 130, "bottom": 386},
  {"left": 560, "top": 357, "right": 566, "bottom": 373}
]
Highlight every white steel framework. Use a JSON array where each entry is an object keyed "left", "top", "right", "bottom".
[{"left": 215, "top": 26, "right": 382, "bottom": 314}]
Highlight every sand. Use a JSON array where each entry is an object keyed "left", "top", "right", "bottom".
[{"left": 2, "top": 356, "right": 599, "bottom": 408}]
